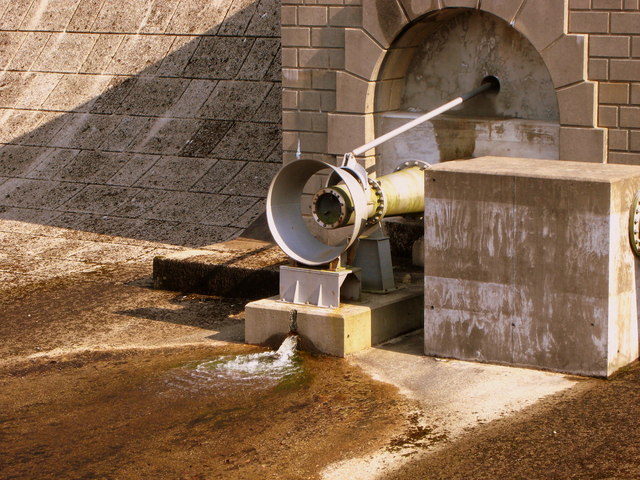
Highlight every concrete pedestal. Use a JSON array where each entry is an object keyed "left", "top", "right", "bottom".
[
  {"left": 245, "top": 286, "right": 423, "bottom": 357},
  {"left": 424, "top": 157, "right": 640, "bottom": 377}
]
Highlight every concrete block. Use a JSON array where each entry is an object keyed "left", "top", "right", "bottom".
[
  {"left": 245, "top": 285, "right": 423, "bottom": 356},
  {"left": 153, "top": 238, "right": 287, "bottom": 298},
  {"left": 424, "top": 157, "right": 640, "bottom": 377}
]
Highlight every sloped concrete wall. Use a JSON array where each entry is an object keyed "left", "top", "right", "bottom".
[{"left": 0, "top": 0, "right": 281, "bottom": 247}]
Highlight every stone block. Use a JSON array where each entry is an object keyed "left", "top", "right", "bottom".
[
  {"left": 55, "top": 150, "right": 129, "bottom": 183},
  {"left": 589, "top": 35, "right": 631, "bottom": 57},
  {"left": 611, "top": 12, "right": 640, "bottom": 33},
  {"left": 620, "top": 106, "right": 640, "bottom": 127},
  {"left": 282, "top": 26, "right": 311, "bottom": 47},
  {"left": 33, "top": 33, "right": 98, "bottom": 73},
  {"left": 362, "top": 0, "right": 408, "bottom": 48},
  {"left": 299, "top": 48, "right": 330, "bottom": 68},
  {"left": 593, "top": 0, "right": 624, "bottom": 8},
  {"left": 588, "top": 58, "right": 609, "bottom": 80},
  {"left": 183, "top": 37, "right": 252, "bottom": 79},
  {"left": 298, "top": 6, "right": 328, "bottom": 26},
  {"left": 344, "top": 28, "right": 386, "bottom": 80},
  {"left": 424, "top": 157, "right": 640, "bottom": 377},
  {"left": 609, "top": 129, "right": 629, "bottom": 150},
  {"left": 514, "top": 0, "right": 565, "bottom": 51},
  {"left": 560, "top": 126, "right": 606, "bottom": 162},
  {"left": 311, "top": 27, "right": 345, "bottom": 47},
  {"left": 245, "top": 286, "right": 423, "bottom": 356},
  {"left": 479, "top": 0, "right": 522, "bottom": 23},
  {"left": 569, "top": 11, "right": 610, "bottom": 33},
  {"left": 570, "top": 0, "right": 591, "bottom": 9},
  {"left": 198, "top": 80, "right": 272, "bottom": 120},
  {"left": 633, "top": 84, "right": 640, "bottom": 104},
  {"left": 336, "top": 71, "right": 375, "bottom": 113},
  {"left": 134, "top": 156, "right": 212, "bottom": 190},
  {"left": 541, "top": 35, "right": 587, "bottom": 88},
  {"left": 599, "top": 105, "right": 619, "bottom": 127},
  {"left": 443, "top": 0, "right": 478, "bottom": 7},
  {"left": 327, "top": 113, "right": 373, "bottom": 154},
  {"left": 599, "top": 82, "right": 630, "bottom": 104},
  {"left": 557, "top": 81, "right": 596, "bottom": 127},
  {"left": 397, "top": 0, "right": 440, "bottom": 20},
  {"left": 210, "top": 122, "right": 280, "bottom": 161},
  {"left": 610, "top": 152, "right": 640, "bottom": 164},
  {"left": 610, "top": 59, "right": 640, "bottom": 81},
  {"left": 221, "top": 161, "right": 281, "bottom": 197},
  {"left": 329, "top": 6, "right": 362, "bottom": 27},
  {"left": 245, "top": 0, "right": 279, "bottom": 37}
]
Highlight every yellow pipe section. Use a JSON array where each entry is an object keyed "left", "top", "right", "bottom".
[{"left": 311, "top": 166, "right": 425, "bottom": 228}]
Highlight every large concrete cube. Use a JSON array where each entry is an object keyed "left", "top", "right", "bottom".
[{"left": 424, "top": 157, "right": 640, "bottom": 377}]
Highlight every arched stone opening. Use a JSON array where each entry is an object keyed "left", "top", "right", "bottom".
[
  {"left": 329, "top": 1, "right": 605, "bottom": 169},
  {"left": 374, "top": 8, "right": 561, "bottom": 174}
]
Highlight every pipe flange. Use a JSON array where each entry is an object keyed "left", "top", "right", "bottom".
[
  {"left": 366, "top": 177, "right": 385, "bottom": 226},
  {"left": 394, "top": 160, "right": 431, "bottom": 172},
  {"left": 629, "top": 191, "right": 640, "bottom": 257},
  {"left": 311, "top": 188, "right": 348, "bottom": 229}
]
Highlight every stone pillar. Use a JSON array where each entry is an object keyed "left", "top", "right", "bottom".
[{"left": 423, "top": 156, "right": 640, "bottom": 377}]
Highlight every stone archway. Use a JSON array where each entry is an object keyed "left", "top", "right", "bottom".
[{"left": 328, "top": 0, "right": 605, "bottom": 165}]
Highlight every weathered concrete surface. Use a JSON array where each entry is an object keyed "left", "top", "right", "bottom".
[
  {"left": 245, "top": 285, "right": 423, "bottom": 356},
  {"left": 0, "top": 0, "right": 280, "bottom": 274},
  {"left": 379, "top": 113, "right": 559, "bottom": 174},
  {"left": 402, "top": 10, "right": 559, "bottom": 121},
  {"left": 424, "top": 156, "right": 640, "bottom": 377},
  {"left": 153, "top": 237, "right": 287, "bottom": 297}
]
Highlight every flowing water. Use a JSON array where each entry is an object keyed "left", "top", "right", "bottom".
[{"left": 162, "top": 335, "right": 302, "bottom": 394}]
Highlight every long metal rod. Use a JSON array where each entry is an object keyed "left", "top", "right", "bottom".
[{"left": 351, "top": 81, "right": 494, "bottom": 157}]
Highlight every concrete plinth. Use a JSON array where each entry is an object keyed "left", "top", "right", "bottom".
[
  {"left": 245, "top": 285, "right": 423, "bottom": 357},
  {"left": 424, "top": 157, "right": 640, "bottom": 377}
]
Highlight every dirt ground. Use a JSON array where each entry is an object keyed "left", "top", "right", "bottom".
[
  {"left": 1, "top": 264, "right": 640, "bottom": 479},
  {"left": 386, "top": 365, "right": 640, "bottom": 480},
  {"left": 0, "top": 264, "right": 415, "bottom": 480}
]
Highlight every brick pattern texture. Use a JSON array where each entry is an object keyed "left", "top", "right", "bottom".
[
  {"left": 283, "top": 0, "right": 640, "bottom": 167},
  {"left": 570, "top": 0, "right": 640, "bottom": 164},
  {"left": 0, "top": 0, "right": 281, "bottom": 247}
]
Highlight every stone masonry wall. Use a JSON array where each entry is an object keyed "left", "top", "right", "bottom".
[
  {"left": 282, "top": 0, "right": 640, "bottom": 169},
  {"left": 569, "top": 0, "right": 640, "bottom": 165},
  {"left": 0, "top": 0, "right": 281, "bottom": 247}
]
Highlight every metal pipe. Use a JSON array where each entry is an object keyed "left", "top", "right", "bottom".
[
  {"left": 351, "top": 78, "right": 498, "bottom": 157},
  {"left": 311, "top": 166, "right": 425, "bottom": 229}
]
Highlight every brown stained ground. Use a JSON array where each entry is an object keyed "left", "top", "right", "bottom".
[
  {"left": 0, "top": 265, "right": 410, "bottom": 480},
  {"left": 387, "top": 363, "right": 640, "bottom": 480}
]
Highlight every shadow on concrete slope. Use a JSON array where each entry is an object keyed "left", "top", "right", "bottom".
[{"left": 0, "top": 0, "right": 281, "bottom": 248}]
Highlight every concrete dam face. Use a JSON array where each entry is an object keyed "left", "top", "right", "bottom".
[{"left": 0, "top": 0, "right": 281, "bottom": 247}]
